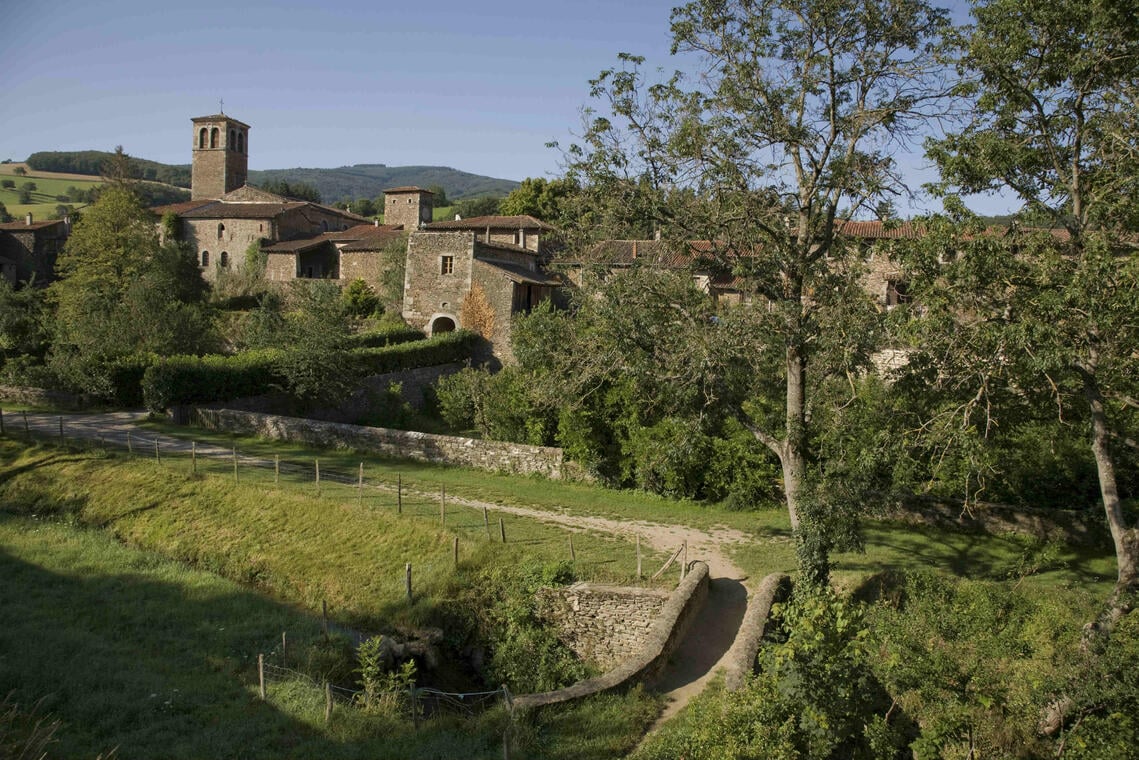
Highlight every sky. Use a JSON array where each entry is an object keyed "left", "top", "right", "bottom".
[{"left": 0, "top": 0, "right": 1004, "bottom": 215}]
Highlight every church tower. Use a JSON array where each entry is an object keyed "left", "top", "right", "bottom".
[{"left": 191, "top": 114, "right": 250, "bottom": 200}]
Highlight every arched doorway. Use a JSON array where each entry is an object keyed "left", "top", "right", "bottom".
[{"left": 430, "top": 316, "right": 456, "bottom": 335}]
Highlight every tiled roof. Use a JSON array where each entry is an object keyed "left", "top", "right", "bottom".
[
  {"left": 178, "top": 200, "right": 308, "bottom": 219},
  {"left": 0, "top": 219, "right": 68, "bottom": 232},
  {"left": 192, "top": 114, "right": 251, "bottom": 129},
  {"left": 262, "top": 237, "right": 331, "bottom": 254},
  {"left": 151, "top": 200, "right": 214, "bottom": 216},
  {"left": 383, "top": 186, "right": 433, "bottom": 194},
  {"left": 835, "top": 220, "right": 923, "bottom": 239},
  {"left": 340, "top": 227, "right": 406, "bottom": 252},
  {"left": 425, "top": 214, "right": 556, "bottom": 232},
  {"left": 478, "top": 259, "right": 562, "bottom": 287},
  {"left": 474, "top": 240, "right": 541, "bottom": 258},
  {"left": 583, "top": 239, "right": 704, "bottom": 268}
]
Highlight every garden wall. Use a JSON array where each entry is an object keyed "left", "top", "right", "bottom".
[
  {"left": 189, "top": 407, "right": 571, "bottom": 479},
  {"left": 513, "top": 561, "right": 710, "bottom": 710}
]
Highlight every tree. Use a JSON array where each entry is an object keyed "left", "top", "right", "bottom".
[
  {"left": 498, "top": 177, "right": 578, "bottom": 224},
  {"left": 276, "top": 280, "right": 358, "bottom": 406},
  {"left": 257, "top": 179, "right": 322, "bottom": 203},
  {"left": 568, "top": 0, "right": 950, "bottom": 581},
  {"left": 0, "top": 202, "right": 11, "bottom": 223},
  {"left": 914, "top": 0, "right": 1139, "bottom": 615},
  {"left": 1, "top": 179, "right": 14, "bottom": 189},
  {"left": 48, "top": 185, "right": 214, "bottom": 397},
  {"left": 453, "top": 196, "right": 500, "bottom": 218},
  {"left": 13, "top": 166, "right": 26, "bottom": 176},
  {"left": 426, "top": 185, "right": 449, "bottom": 208}
]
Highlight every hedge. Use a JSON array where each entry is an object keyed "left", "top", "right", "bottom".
[
  {"left": 342, "top": 325, "right": 425, "bottom": 349},
  {"left": 142, "top": 331, "right": 478, "bottom": 413}
]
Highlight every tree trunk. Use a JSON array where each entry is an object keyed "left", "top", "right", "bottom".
[
  {"left": 782, "top": 342, "right": 807, "bottom": 532},
  {"left": 1081, "top": 367, "right": 1139, "bottom": 625}
]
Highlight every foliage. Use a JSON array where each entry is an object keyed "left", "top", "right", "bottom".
[
  {"left": 374, "top": 233, "right": 408, "bottom": 311},
  {"left": 27, "top": 150, "right": 191, "bottom": 187},
  {"left": 498, "top": 176, "right": 578, "bottom": 224},
  {"left": 452, "top": 196, "right": 501, "bottom": 218},
  {"left": 47, "top": 184, "right": 215, "bottom": 399},
  {"left": 459, "top": 283, "right": 494, "bottom": 340},
  {"left": 0, "top": 202, "right": 10, "bottom": 223},
  {"left": 252, "top": 179, "right": 322, "bottom": 203},
  {"left": 342, "top": 278, "right": 381, "bottom": 318},
  {"left": 356, "top": 636, "right": 417, "bottom": 715},
  {"left": 0, "top": 280, "right": 50, "bottom": 371}
]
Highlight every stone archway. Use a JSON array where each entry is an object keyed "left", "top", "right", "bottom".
[{"left": 429, "top": 315, "right": 457, "bottom": 335}]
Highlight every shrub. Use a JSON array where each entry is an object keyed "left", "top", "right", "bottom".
[
  {"left": 342, "top": 278, "right": 381, "bottom": 318},
  {"left": 142, "top": 349, "right": 283, "bottom": 412}
]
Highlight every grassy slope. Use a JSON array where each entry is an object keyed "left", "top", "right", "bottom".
[{"left": 0, "top": 164, "right": 100, "bottom": 219}]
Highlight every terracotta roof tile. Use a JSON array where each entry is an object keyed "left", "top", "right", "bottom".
[
  {"left": 0, "top": 219, "right": 68, "bottom": 232},
  {"left": 478, "top": 259, "right": 562, "bottom": 287},
  {"left": 383, "top": 186, "right": 433, "bottom": 194},
  {"left": 425, "top": 214, "right": 556, "bottom": 231}
]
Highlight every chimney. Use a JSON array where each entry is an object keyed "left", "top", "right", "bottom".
[{"left": 25, "top": 212, "right": 33, "bottom": 226}]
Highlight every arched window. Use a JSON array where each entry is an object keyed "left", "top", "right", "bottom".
[
  {"left": 238, "top": 132, "right": 245, "bottom": 153},
  {"left": 210, "top": 128, "right": 219, "bottom": 149},
  {"left": 430, "top": 316, "right": 456, "bottom": 335},
  {"left": 219, "top": 251, "right": 229, "bottom": 267},
  {"left": 321, "top": 220, "right": 328, "bottom": 232},
  {"left": 198, "top": 128, "right": 207, "bottom": 149},
  {"left": 217, "top": 223, "right": 225, "bottom": 240},
  {"left": 201, "top": 251, "right": 209, "bottom": 267},
  {"left": 229, "top": 129, "right": 236, "bottom": 148}
]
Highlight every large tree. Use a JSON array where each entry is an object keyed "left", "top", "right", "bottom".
[
  {"left": 567, "top": 0, "right": 950, "bottom": 581},
  {"left": 916, "top": 0, "right": 1139, "bottom": 615}
]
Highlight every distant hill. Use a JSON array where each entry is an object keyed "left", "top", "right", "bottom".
[{"left": 23, "top": 151, "right": 517, "bottom": 203}]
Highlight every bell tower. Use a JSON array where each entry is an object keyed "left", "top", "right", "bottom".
[{"left": 191, "top": 114, "right": 250, "bottom": 200}]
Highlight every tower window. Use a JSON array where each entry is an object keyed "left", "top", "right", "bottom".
[
  {"left": 220, "top": 251, "right": 229, "bottom": 268},
  {"left": 238, "top": 132, "right": 245, "bottom": 153},
  {"left": 441, "top": 256, "right": 454, "bottom": 275},
  {"left": 229, "top": 128, "right": 236, "bottom": 148},
  {"left": 201, "top": 251, "right": 209, "bottom": 267},
  {"left": 210, "top": 128, "right": 219, "bottom": 148},
  {"left": 198, "top": 128, "right": 207, "bottom": 149},
  {"left": 217, "top": 223, "right": 225, "bottom": 240}
]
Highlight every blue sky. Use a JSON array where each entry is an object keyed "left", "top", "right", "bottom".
[{"left": 1, "top": 0, "right": 1002, "bottom": 214}]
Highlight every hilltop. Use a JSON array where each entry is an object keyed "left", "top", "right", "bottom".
[{"left": 23, "top": 151, "right": 518, "bottom": 202}]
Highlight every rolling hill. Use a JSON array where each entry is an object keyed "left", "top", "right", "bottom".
[{"left": 24, "top": 151, "right": 518, "bottom": 203}]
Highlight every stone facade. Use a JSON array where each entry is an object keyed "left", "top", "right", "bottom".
[
  {"left": 189, "top": 407, "right": 571, "bottom": 478},
  {"left": 402, "top": 231, "right": 560, "bottom": 362},
  {"left": 534, "top": 583, "right": 671, "bottom": 670},
  {"left": 423, "top": 214, "right": 557, "bottom": 255},
  {"left": 383, "top": 187, "right": 433, "bottom": 232},
  {"left": 190, "top": 114, "right": 249, "bottom": 201},
  {"left": 0, "top": 217, "right": 68, "bottom": 286}
]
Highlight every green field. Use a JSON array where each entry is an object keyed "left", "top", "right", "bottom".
[{"left": 0, "top": 164, "right": 100, "bottom": 220}]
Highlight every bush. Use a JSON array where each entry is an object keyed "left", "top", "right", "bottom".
[
  {"left": 342, "top": 278, "right": 381, "bottom": 318},
  {"left": 142, "top": 349, "right": 283, "bottom": 412}
]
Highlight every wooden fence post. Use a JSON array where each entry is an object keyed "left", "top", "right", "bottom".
[
  {"left": 281, "top": 631, "right": 287, "bottom": 665},
  {"left": 483, "top": 506, "right": 490, "bottom": 535},
  {"left": 258, "top": 653, "right": 265, "bottom": 700},
  {"left": 58, "top": 416, "right": 63, "bottom": 444},
  {"left": 191, "top": 441, "right": 197, "bottom": 474},
  {"left": 154, "top": 437, "right": 160, "bottom": 463},
  {"left": 440, "top": 485, "right": 446, "bottom": 527},
  {"left": 274, "top": 454, "right": 279, "bottom": 484},
  {"left": 410, "top": 683, "right": 419, "bottom": 730},
  {"left": 126, "top": 429, "right": 132, "bottom": 453},
  {"left": 322, "top": 599, "right": 329, "bottom": 640},
  {"left": 569, "top": 535, "right": 576, "bottom": 563},
  {"left": 0, "top": 407, "right": 5, "bottom": 435},
  {"left": 232, "top": 447, "right": 238, "bottom": 483},
  {"left": 405, "top": 562, "right": 413, "bottom": 603},
  {"left": 453, "top": 535, "right": 459, "bottom": 567},
  {"left": 397, "top": 474, "right": 402, "bottom": 514},
  {"left": 325, "top": 682, "right": 333, "bottom": 725},
  {"left": 358, "top": 463, "right": 364, "bottom": 505},
  {"left": 499, "top": 517, "right": 506, "bottom": 544},
  {"left": 636, "top": 535, "right": 642, "bottom": 580},
  {"left": 315, "top": 459, "right": 320, "bottom": 496},
  {"left": 681, "top": 540, "right": 688, "bottom": 582}
]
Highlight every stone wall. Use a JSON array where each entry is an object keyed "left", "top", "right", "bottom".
[
  {"left": 722, "top": 573, "right": 792, "bottom": 691},
  {"left": 184, "top": 217, "right": 266, "bottom": 279},
  {"left": 190, "top": 406, "right": 571, "bottom": 479},
  {"left": 513, "top": 562, "right": 710, "bottom": 711},
  {"left": 535, "top": 584, "right": 671, "bottom": 670},
  {"left": 0, "top": 385, "right": 90, "bottom": 410},
  {"left": 402, "top": 231, "right": 474, "bottom": 336}
]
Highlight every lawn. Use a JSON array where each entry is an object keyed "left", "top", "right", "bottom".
[{"left": 0, "top": 164, "right": 99, "bottom": 220}]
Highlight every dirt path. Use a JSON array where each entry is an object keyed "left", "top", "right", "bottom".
[{"left": 10, "top": 410, "right": 759, "bottom": 724}]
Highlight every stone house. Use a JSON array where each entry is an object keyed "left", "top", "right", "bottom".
[
  {"left": 423, "top": 214, "right": 558, "bottom": 256},
  {"left": 401, "top": 231, "right": 561, "bottom": 362},
  {"left": 0, "top": 213, "right": 69, "bottom": 286}
]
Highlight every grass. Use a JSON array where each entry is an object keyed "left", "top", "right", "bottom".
[{"left": 0, "top": 164, "right": 99, "bottom": 219}]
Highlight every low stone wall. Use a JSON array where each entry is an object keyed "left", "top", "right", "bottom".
[
  {"left": 190, "top": 407, "right": 570, "bottom": 479},
  {"left": 0, "top": 385, "right": 91, "bottom": 410},
  {"left": 535, "top": 583, "right": 671, "bottom": 670},
  {"left": 722, "top": 573, "right": 792, "bottom": 691},
  {"left": 513, "top": 562, "right": 710, "bottom": 711}
]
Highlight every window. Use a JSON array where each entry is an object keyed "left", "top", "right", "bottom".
[
  {"left": 217, "top": 223, "right": 225, "bottom": 240},
  {"left": 885, "top": 279, "right": 909, "bottom": 307},
  {"left": 198, "top": 128, "right": 207, "bottom": 149},
  {"left": 441, "top": 256, "right": 454, "bottom": 275},
  {"left": 219, "top": 251, "right": 229, "bottom": 268},
  {"left": 238, "top": 132, "right": 245, "bottom": 153},
  {"left": 210, "top": 128, "right": 219, "bottom": 149},
  {"left": 229, "top": 129, "right": 236, "bottom": 148},
  {"left": 201, "top": 250, "right": 209, "bottom": 267}
]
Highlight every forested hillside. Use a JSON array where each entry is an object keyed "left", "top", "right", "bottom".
[{"left": 22, "top": 151, "right": 517, "bottom": 203}]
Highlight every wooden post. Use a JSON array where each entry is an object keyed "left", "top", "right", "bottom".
[
  {"left": 483, "top": 506, "right": 490, "bottom": 534},
  {"left": 232, "top": 447, "right": 238, "bottom": 483},
  {"left": 681, "top": 540, "right": 688, "bottom": 582},
  {"left": 127, "top": 429, "right": 132, "bottom": 453},
  {"left": 0, "top": 407, "right": 5, "bottom": 435},
  {"left": 58, "top": 416, "right": 63, "bottom": 444},
  {"left": 453, "top": 535, "right": 459, "bottom": 567},
  {"left": 440, "top": 485, "right": 446, "bottom": 527},
  {"left": 274, "top": 454, "right": 279, "bottom": 484},
  {"left": 191, "top": 441, "right": 197, "bottom": 474},
  {"left": 569, "top": 535, "right": 576, "bottom": 563},
  {"left": 358, "top": 463, "right": 364, "bottom": 505},
  {"left": 636, "top": 535, "right": 642, "bottom": 580},
  {"left": 315, "top": 459, "right": 321, "bottom": 496},
  {"left": 281, "top": 631, "right": 287, "bottom": 665},
  {"left": 499, "top": 517, "right": 506, "bottom": 543},
  {"left": 405, "top": 562, "right": 413, "bottom": 603},
  {"left": 325, "top": 682, "right": 333, "bottom": 724},
  {"left": 22, "top": 410, "right": 29, "bottom": 439},
  {"left": 258, "top": 653, "right": 265, "bottom": 700},
  {"left": 154, "top": 437, "right": 160, "bottom": 463},
  {"left": 322, "top": 599, "right": 329, "bottom": 640},
  {"left": 397, "top": 474, "right": 402, "bottom": 514},
  {"left": 410, "top": 683, "right": 419, "bottom": 730}
]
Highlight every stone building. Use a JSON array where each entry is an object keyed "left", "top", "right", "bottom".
[
  {"left": 383, "top": 186, "right": 434, "bottom": 232},
  {"left": 423, "top": 214, "right": 558, "bottom": 255},
  {"left": 190, "top": 114, "right": 249, "bottom": 201},
  {"left": 0, "top": 213, "right": 69, "bottom": 286},
  {"left": 401, "top": 231, "right": 561, "bottom": 362}
]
